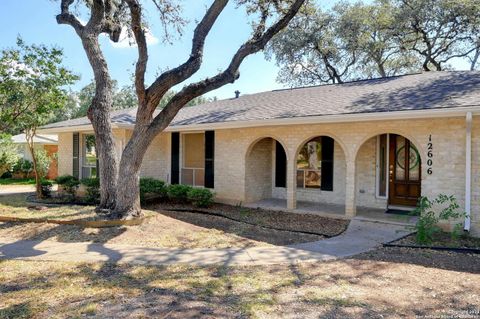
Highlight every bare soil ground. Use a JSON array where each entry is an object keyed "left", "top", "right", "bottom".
[
  {"left": 393, "top": 232, "right": 480, "bottom": 249},
  {"left": 0, "top": 192, "right": 347, "bottom": 248},
  {"left": 1, "top": 247, "right": 478, "bottom": 318},
  {"left": 152, "top": 202, "right": 349, "bottom": 236}
]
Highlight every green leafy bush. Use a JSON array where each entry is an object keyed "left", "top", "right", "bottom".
[
  {"left": 187, "top": 188, "right": 214, "bottom": 207},
  {"left": 166, "top": 184, "right": 192, "bottom": 203},
  {"left": 33, "top": 149, "right": 52, "bottom": 179},
  {"left": 81, "top": 177, "right": 100, "bottom": 204},
  {"left": 55, "top": 175, "right": 80, "bottom": 197},
  {"left": 12, "top": 158, "right": 33, "bottom": 175},
  {"left": 139, "top": 178, "right": 167, "bottom": 204},
  {"left": 40, "top": 179, "right": 53, "bottom": 198},
  {"left": 412, "top": 194, "right": 466, "bottom": 244},
  {"left": 0, "top": 134, "right": 19, "bottom": 177}
]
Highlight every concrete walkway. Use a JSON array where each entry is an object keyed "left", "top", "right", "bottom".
[
  {"left": 0, "top": 220, "right": 410, "bottom": 266},
  {"left": 0, "top": 185, "right": 36, "bottom": 194}
]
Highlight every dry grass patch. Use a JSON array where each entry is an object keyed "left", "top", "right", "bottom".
[
  {"left": 1, "top": 248, "right": 479, "bottom": 318},
  {"left": 0, "top": 194, "right": 270, "bottom": 248},
  {"left": 0, "top": 193, "right": 97, "bottom": 221},
  {"left": 0, "top": 193, "right": 345, "bottom": 248}
]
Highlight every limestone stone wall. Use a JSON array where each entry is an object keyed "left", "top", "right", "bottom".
[
  {"left": 57, "top": 132, "right": 73, "bottom": 177},
  {"left": 140, "top": 132, "right": 170, "bottom": 181},
  {"left": 355, "top": 137, "right": 388, "bottom": 209},
  {"left": 54, "top": 114, "right": 478, "bottom": 235},
  {"left": 471, "top": 117, "right": 480, "bottom": 236},
  {"left": 211, "top": 116, "right": 471, "bottom": 230},
  {"left": 245, "top": 138, "right": 273, "bottom": 202}
]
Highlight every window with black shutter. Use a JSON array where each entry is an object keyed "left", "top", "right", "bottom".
[
  {"left": 72, "top": 132, "right": 79, "bottom": 178},
  {"left": 204, "top": 131, "right": 215, "bottom": 188},
  {"left": 275, "top": 141, "right": 287, "bottom": 188},
  {"left": 171, "top": 132, "right": 180, "bottom": 184}
]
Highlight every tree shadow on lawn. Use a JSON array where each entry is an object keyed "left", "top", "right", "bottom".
[
  {"left": 0, "top": 193, "right": 33, "bottom": 208},
  {"left": 2, "top": 257, "right": 479, "bottom": 318},
  {"left": 352, "top": 246, "right": 480, "bottom": 275},
  {"left": 0, "top": 221, "right": 127, "bottom": 266},
  {"left": 155, "top": 209, "right": 324, "bottom": 246}
]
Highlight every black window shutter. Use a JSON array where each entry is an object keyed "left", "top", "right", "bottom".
[
  {"left": 321, "top": 136, "right": 334, "bottom": 191},
  {"left": 96, "top": 159, "right": 100, "bottom": 179},
  {"left": 275, "top": 141, "right": 287, "bottom": 188},
  {"left": 171, "top": 132, "right": 180, "bottom": 184},
  {"left": 204, "top": 131, "right": 215, "bottom": 188},
  {"left": 72, "top": 133, "right": 80, "bottom": 178}
]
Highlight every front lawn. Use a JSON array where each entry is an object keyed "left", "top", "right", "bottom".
[
  {"left": 0, "top": 178, "right": 36, "bottom": 185},
  {"left": 0, "top": 248, "right": 478, "bottom": 318},
  {"left": 0, "top": 193, "right": 343, "bottom": 248}
]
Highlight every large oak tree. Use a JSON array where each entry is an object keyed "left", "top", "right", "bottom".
[{"left": 56, "top": 0, "right": 306, "bottom": 219}]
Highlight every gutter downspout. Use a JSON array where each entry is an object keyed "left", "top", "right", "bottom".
[{"left": 464, "top": 112, "right": 472, "bottom": 231}]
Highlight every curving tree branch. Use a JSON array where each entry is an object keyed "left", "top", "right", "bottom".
[{"left": 147, "top": 0, "right": 306, "bottom": 137}]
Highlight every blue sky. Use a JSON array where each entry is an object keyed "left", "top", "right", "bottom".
[
  {"left": 0, "top": 0, "right": 469, "bottom": 100},
  {"left": 0, "top": 0, "right": 342, "bottom": 99}
]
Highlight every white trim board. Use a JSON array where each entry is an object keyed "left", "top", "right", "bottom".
[{"left": 38, "top": 106, "right": 480, "bottom": 134}]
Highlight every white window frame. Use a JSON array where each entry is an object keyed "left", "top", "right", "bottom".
[
  {"left": 180, "top": 131, "right": 205, "bottom": 188},
  {"left": 375, "top": 134, "right": 390, "bottom": 199},
  {"left": 81, "top": 132, "right": 97, "bottom": 179}
]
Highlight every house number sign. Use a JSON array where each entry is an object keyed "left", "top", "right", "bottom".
[{"left": 427, "top": 135, "right": 433, "bottom": 175}]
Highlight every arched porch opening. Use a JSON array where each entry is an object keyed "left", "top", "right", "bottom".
[
  {"left": 244, "top": 137, "right": 288, "bottom": 207},
  {"left": 354, "top": 133, "right": 423, "bottom": 219},
  {"left": 292, "top": 135, "right": 347, "bottom": 214}
]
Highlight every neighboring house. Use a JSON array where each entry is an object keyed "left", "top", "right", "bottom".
[
  {"left": 11, "top": 133, "right": 59, "bottom": 179},
  {"left": 39, "top": 71, "right": 480, "bottom": 235}
]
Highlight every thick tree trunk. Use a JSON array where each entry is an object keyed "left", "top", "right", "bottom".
[
  {"left": 81, "top": 35, "right": 119, "bottom": 210},
  {"left": 25, "top": 129, "right": 42, "bottom": 199},
  {"left": 112, "top": 126, "right": 154, "bottom": 219}
]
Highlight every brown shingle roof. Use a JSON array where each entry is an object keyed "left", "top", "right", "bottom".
[{"left": 42, "top": 71, "right": 480, "bottom": 130}]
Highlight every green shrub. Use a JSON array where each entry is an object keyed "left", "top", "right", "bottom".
[
  {"left": 166, "top": 184, "right": 192, "bottom": 203},
  {"left": 412, "top": 194, "right": 466, "bottom": 244},
  {"left": 55, "top": 175, "right": 80, "bottom": 197},
  {"left": 139, "top": 178, "right": 167, "bottom": 204},
  {"left": 40, "top": 179, "right": 53, "bottom": 198},
  {"left": 55, "top": 175, "right": 77, "bottom": 184},
  {"left": 33, "top": 149, "right": 52, "bottom": 179},
  {"left": 187, "top": 188, "right": 214, "bottom": 208},
  {"left": 12, "top": 158, "right": 33, "bottom": 175},
  {"left": 0, "top": 134, "right": 19, "bottom": 177},
  {"left": 81, "top": 178, "right": 100, "bottom": 204}
]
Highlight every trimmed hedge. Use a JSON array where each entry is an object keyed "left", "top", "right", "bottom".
[
  {"left": 40, "top": 179, "right": 53, "bottom": 198},
  {"left": 139, "top": 178, "right": 167, "bottom": 204},
  {"left": 81, "top": 178, "right": 100, "bottom": 204},
  {"left": 167, "top": 184, "right": 215, "bottom": 207},
  {"left": 55, "top": 175, "right": 80, "bottom": 197},
  {"left": 166, "top": 184, "right": 191, "bottom": 202},
  {"left": 187, "top": 188, "right": 214, "bottom": 207},
  {"left": 54, "top": 175, "right": 214, "bottom": 207}
]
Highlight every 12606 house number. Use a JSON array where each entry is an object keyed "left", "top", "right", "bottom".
[{"left": 427, "top": 135, "right": 433, "bottom": 175}]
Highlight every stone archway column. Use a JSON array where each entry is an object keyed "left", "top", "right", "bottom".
[
  {"left": 287, "top": 154, "right": 297, "bottom": 210},
  {"left": 345, "top": 160, "right": 356, "bottom": 217}
]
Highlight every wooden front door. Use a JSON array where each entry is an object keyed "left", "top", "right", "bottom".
[{"left": 388, "top": 134, "right": 421, "bottom": 206}]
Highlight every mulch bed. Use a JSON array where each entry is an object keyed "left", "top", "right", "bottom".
[
  {"left": 25, "top": 194, "right": 94, "bottom": 206},
  {"left": 390, "top": 232, "right": 480, "bottom": 249},
  {"left": 355, "top": 246, "right": 480, "bottom": 274},
  {"left": 149, "top": 202, "right": 349, "bottom": 238}
]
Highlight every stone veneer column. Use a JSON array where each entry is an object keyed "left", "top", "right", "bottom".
[
  {"left": 287, "top": 155, "right": 297, "bottom": 210},
  {"left": 345, "top": 160, "right": 356, "bottom": 217}
]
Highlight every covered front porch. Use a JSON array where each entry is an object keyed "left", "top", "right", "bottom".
[
  {"left": 243, "top": 133, "right": 423, "bottom": 225},
  {"left": 244, "top": 198, "right": 418, "bottom": 225}
]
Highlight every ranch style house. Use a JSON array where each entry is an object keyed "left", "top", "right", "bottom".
[{"left": 39, "top": 71, "right": 480, "bottom": 236}]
